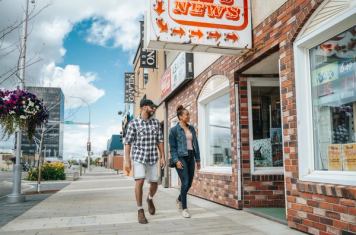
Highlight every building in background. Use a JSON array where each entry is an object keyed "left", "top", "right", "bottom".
[
  {"left": 107, "top": 134, "right": 123, "bottom": 152},
  {"left": 105, "top": 135, "right": 124, "bottom": 171},
  {"left": 131, "top": 21, "right": 165, "bottom": 121},
  {"left": 20, "top": 87, "right": 64, "bottom": 160}
]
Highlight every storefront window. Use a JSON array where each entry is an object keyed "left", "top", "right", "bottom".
[
  {"left": 310, "top": 26, "right": 356, "bottom": 172},
  {"left": 206, "top": 94, "right": 231, "bottom": 167}
]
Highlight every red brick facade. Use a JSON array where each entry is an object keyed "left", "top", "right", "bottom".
[
  {"left": 166, "top": 0, "right": 356, "bottom": 234},
  {"left": 167, "top": 67, "right": 240, "bottom": 208},
  {"left": 237, "top": 77, "right": 286, "bottom": 208}
]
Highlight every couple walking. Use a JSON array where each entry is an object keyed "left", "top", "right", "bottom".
[{"left": 124, "top": 99, "right": 200, "bottom": 224}]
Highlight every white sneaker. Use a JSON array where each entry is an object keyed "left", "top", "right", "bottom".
[
  {"left": 182, "top": 209, "right": 191, "bottom": 218},
  {"left": 176, "top": 199, "right": 182, "bottom": 210}
]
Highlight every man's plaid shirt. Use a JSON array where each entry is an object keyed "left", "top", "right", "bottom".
[{"left": 125, "top": 117, "right": 164, "bottom": 165}]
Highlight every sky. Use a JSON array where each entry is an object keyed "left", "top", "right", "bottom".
[{"left": 0, "top": 0, "right": 145, "bottom": 159}]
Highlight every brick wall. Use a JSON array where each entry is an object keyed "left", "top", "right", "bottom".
[
  {"left": 166, "top": 0, "right": 356, "bottom": 234},
  {"left": 167, "top": 64, "right": 240, "bottom": 208}
]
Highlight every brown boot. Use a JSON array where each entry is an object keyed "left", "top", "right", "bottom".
[
  {"left": 138, "top": 209, "right": 148, "bottom": 224},
  {"left": 147, "top": 197, "right": 156, "bottom": 215}
]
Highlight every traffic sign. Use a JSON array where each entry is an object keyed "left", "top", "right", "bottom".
[{"left": 64, "top": 121, "right": 74, "bottom": 124}]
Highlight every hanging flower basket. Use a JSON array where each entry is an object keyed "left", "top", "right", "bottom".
[{"left": 0, "top": 89, "right": 49, "bottom": 140}]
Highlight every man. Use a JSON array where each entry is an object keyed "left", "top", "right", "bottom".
[{"left": 124, "top": 99, "right": 166, "bottom": 224}]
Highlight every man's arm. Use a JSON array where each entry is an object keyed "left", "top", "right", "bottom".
[
  {"left": 124, "top": 144, "right": 131, "bottom": 162},
  {"left": 157, "top": 142, "right": 166, "bottom": 168},
  {"left": 124, "top": 144, "right": 131, "bottom": 173},
  {"left": 157, "top": 122, "right": 166, "bottom": 168},
  {"left": 124, "top": 121, "right": 135, "bottom": 173}
]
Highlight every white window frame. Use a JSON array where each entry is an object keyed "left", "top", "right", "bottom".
[
  {"left": 247, "top": 77, "right": 284, "bottom": 175},
  {"left": 198, "top": 76, "right": 232, "bottom": 174},
  {"left": 294, "top": 7, "right": 356, "bottom": 186}
]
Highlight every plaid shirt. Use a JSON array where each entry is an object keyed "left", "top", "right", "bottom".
[{"left": 125, "top": 117, "right": 164, "bottom": 165}]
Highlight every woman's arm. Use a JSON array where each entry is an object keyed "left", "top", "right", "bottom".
[
  {"left": 169, "top": 128, "right": 179, "bottom": 163},
  {"left": 192, "top": 127, "right": 201, "bottom": 162}
]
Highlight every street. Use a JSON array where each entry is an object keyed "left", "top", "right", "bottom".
[
  {"left": 0, "top": 171, "right": 12, "bottom": 182},
  {"left": 0, "top": 167, "right": 304, "bottom": 235},
  {"left": 0, "top": 171, "right": 21, "bottom": 199}
]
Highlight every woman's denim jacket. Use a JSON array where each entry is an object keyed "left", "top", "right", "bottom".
[{"left": 169, "top": 123, "right": 200, "bottom": 164}]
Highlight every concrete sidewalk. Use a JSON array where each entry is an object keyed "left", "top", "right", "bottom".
[{"left": 0, "top": 167, "right": 304, "bottom": 235}]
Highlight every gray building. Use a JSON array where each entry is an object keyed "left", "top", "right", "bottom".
[{"left": 21, "top": 87, "right": 64, "bottom": 159}]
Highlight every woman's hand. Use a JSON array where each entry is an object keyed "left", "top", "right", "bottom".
[
  {"left": 176, "top": 160, "right": 184, "bottom": 169},
  {"left": 196, "top": 162, "right": 201, "bottom": 171}
]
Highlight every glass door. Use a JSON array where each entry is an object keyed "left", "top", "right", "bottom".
[{"left": 248, "top": 78, "right": 283, "bottom": 174}]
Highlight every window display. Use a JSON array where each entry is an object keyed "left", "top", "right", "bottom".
[
  {"left": 251, "top": 86, "right": 283, "bottom": 168},
  {"left": 310, "top": 26, "right": 356, "bottom": 172}
]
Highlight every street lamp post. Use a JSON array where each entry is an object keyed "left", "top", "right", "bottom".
[
  {"left": 7, "top": 0, "right": 31, "bottom": 203},
  {"left": 70, "top": 96, "right": 91, "bottom": 172}
]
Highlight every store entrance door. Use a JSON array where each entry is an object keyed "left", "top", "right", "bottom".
[{"left": 246, "top": 77, "right": 286, "bottom": 224}]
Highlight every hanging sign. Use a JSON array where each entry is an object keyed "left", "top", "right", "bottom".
[
  {"left": 140, "top": 21, "right": 157, "bottom": 68},
  {"left": 160, "top": 53, "right": 194, "bottom": 100},
  {"left": 145, "top": 0, "right": 252, "bottom": 55},
  {"left": 124, "top": 73, "right": 135, "bottom": 103}
]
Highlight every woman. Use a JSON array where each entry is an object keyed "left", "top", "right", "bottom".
[{"left": 169, "top": 105, "right": 201, "bottom": 218}]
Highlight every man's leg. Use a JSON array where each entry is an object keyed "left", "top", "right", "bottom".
[
  {"left": 149, "top": 182, "right": 158, "bottom": 198},
  {"left": 146, "top": 162, "right": 159, "bottom": 215},
  {"left": 135, "top": 179, "right": 145, "bottom": 207},
  {"left": 133, "top": 161, "right": 148, "bottom": 224}
]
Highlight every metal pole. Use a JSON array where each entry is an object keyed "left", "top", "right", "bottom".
[
  {"left": 37, "top": 126, "right": 45, "bottom": 193},
  {"left": 88, "top": 103, "right": 91, "bottom": 172},
  {"left": 7, "top": 0, "right": 30, "bottom": 203},
  {"left": 163, "top": 101, "right": 169, "bottom": 188},
  {"left": 69, "top": 96, "right": 91, "bottom": 172}
]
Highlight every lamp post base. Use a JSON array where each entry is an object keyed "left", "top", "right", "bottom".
[{"left": 7, "top": 194, "right": 25, "bottom": 203}]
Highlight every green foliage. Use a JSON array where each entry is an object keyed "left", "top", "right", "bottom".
[{"left": 27, "top": 162, "right": 66, "bottom": 181}]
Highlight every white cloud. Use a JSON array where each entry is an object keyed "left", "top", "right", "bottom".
[
  {"left": 0, "top": 0, "right": 145, "bottom": 88},
  {"left": 37, "top": 19, "right": 72, "bottom": 44},
  {"left": 0, "top": 0, "right": 140, "bottom": 158},
  {"left": 63, "top": 122, "right": 122, "bottom": 160},
  {"left": 41, "top": 62, "right": 105, "bottom": 109}
]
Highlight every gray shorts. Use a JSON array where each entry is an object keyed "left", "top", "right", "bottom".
[{"left": 133, "top": 161, "right": 159, "bottom": 182}]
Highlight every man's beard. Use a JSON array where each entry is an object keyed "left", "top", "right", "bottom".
[{"left": 148, "top": 111, "right": 155, "bottom": 118}]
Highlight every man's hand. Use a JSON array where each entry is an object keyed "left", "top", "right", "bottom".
[
  {"left": 124, "top": 159, "right": 131, "bottom": 174},
  {"left": 196, "top": 161, "right": 201, "bottom": 171},
  {"left": 176, "top": 160, "right": 184, "bottom": 169},
  {"left": 160, "top": 157, "right": 166, "bottom": 169}
]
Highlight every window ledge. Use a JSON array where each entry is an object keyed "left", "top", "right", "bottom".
[
  {"left": 300, "top": 171, "right": 356, "bottom": 187},
  {"left": 297, "top": 179, "right": 356, "bottom": 200},
  {"left": 252, "top": 168, "right": 284, "bottom": 175},
  {"left": 199, "top": 167, "right": 232, "bottom": 175}
]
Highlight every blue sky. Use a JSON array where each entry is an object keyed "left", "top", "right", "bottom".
[
  {"left": 59, "top": 19, "right": 135, "bottom": 159},
  {"left": 0, "top": 1, "right": 145, "bottom": 158},
  {"left": 61, "top": 19, "right": 129, "bottom": 127}
]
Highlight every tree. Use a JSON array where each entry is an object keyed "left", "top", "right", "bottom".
[
  {"left": 0, "top": 0, "right": 51, "bottom": 87},
  {"left": 94, "top": 157, "right": 101, "bottom": 166}
]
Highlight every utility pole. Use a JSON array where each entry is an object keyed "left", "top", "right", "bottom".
[
  {"left": 69, "top": 96, "right": 91, "bottom": 172},
  {"left": 7, "top": 0, "right": 31, "bottom": 203}
]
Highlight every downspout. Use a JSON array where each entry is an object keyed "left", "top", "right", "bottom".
[
  {"left": 235, "top": 83, "right": 242, "bottom": 202},
  {"left": 163, "top": 101, "right": 169, "bottom": 188}
]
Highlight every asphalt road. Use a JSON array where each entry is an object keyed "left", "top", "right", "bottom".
[{"left": 0, "top": 171, "right": 12, "bottom": 182}]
